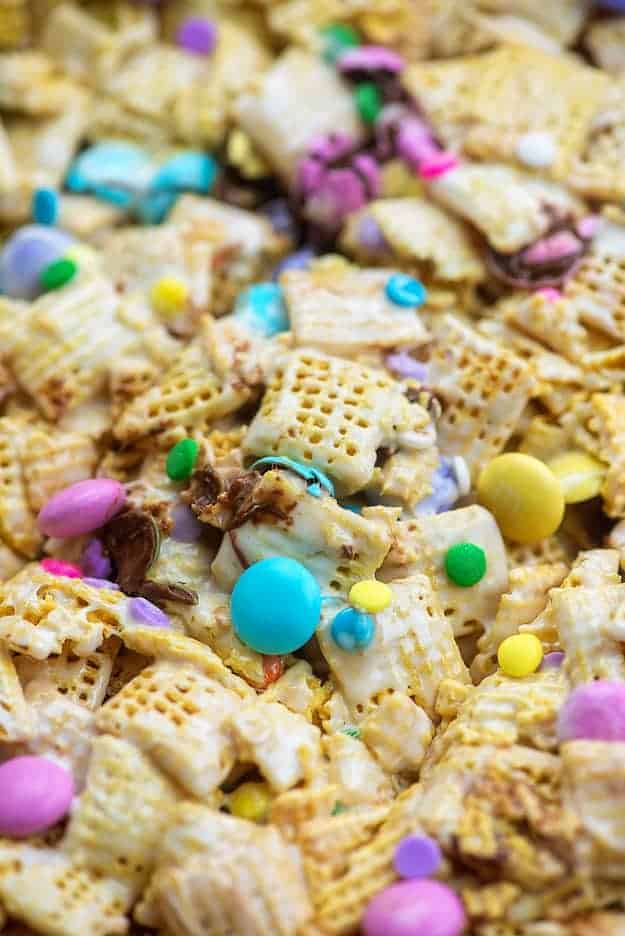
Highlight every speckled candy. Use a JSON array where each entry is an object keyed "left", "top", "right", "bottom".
[
  {"left": 0, "top": 224, "right": 73, "bottom": 299},
  {"left": 231, "top": 558, "right": 321, "bottom": 655},
  {"left": 0, "top": 756, "right": 74, "bottom": 838},
  {"left": 558, "top": 681, "right": 625, "bottom": 742},
  {"left": 363, "top": 880, "right": 466, "bottom": 936},
  {"left": 38, "top": 479, "right": 126, "bottom": 538}
]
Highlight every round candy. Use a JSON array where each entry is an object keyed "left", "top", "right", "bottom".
[
  {"left": 349, "top": 580, "right": 392, "bottom": 613},
  {"left": 540, "top": 651, "right": 565, "bottom": 670},
  {"left": 65, "top": 141, "right": 153, "bottom": 207},
  {"left": 444, "top": 543, "right": 487, "bottom": 588},
  {"left": 419, "top": 153, "right": 460, "bottom": 180},
  {"left": 81, "top": 538, "right": 112, "bottom": 579},
  {"left": 320, "top": 23, "right": 360, "bottom": 64},
  {"left": 40, "top": 558, "right": 82, "bottom": 578},
  {"left": 170, "top": 502, "right": 204, "bottom": 543},
  {"left": 355, "top": 82, "right": 382, "bottom": 125},
  {"left": 557, "top": 681, "right": 625, "bottom": 742},
  {"left": 0, "top": 224, "right": 73, "bottom": 299},
  {"left": 150, "top": 276, "right": 189, "bottom": 319},
  {"left": 497, "top": 633, "right": 543, "bottom": 678},
  {"left": 38, "top": 478, "right": 126, "bottom": 539},
  {"left": 0, "top": 756, "right": 74, "bottom": 838},
  {"left": 40, "top": 256, "right": 77, "bottom": 291},
  {"left": 32, "top": 187, "right": 59, "bottom": 226},
  {"left": 128, "top": 596, "right": 171, "bottom": 628},
  {"left": 385, "top": 274, "right": 427, "bottom": 308},
  {"left": 385, "top": 351, "right": 428, "bottom": 382},
  {"left": 166, "top": 438, "right": 199, "bottom": 481},
  {"left": 516, "top": 131, "right": 557, "bottom": 169},
  {"left": 363, "top": 880, "right": 466, "bottom": 936},
  {"left": 234, "top": 282, "right": 290, "bottom": 337},
  {"left": 477, "top": 453, "right": 565, "bottom": 544},
  {"left": 229, "top": 781, "right": 272, "bottom": 822},
  {"left": 331, "top": 607, "right": 375, "bottom": 652},
  {"left": 177, "top": 16, "right": 218, "bottom": 55},
  {"left": 231, "top": 558, "right": 321, "bottom": 655},
  {"left": 272, "top": 247, "right": 315, "bottom": 281},
  {"left": 393, "top": 835, "right": 442, "bottom": 880},
  {"left": 547, "top": 451, "right": 605, "bottom": 504},
  {"left": 82, "top": 577, "right": 120, "bottom": 590}
]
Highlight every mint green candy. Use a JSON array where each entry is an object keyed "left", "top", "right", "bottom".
[
  {"left": 320, "top": 23, "right": 360, "bottom": 64},
  {"left": 40, "top": 257, "right": 77, "bottom": 291},
  {"left": 355, "top": 82, "right": 381, "bottom": 125},
  {"left": 166, "top": 438, "right": 199, "bottom": 481}
]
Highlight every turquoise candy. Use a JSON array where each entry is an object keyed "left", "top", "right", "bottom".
[
  {"left": 234, "top": 283, "right": 289, "bottom": 337},
  {"left": 231, "top": 558, "right": 321, "bottom": 654},
  {"left": 151, "top": 151, "right": 218, "bottom": 195},
  {"left": 385, "top": 273, "right": 427, "bottom": 308},
  {"left": 331, "top": 607, "right": 375, "bottom": 652},
  {"left": 251, "top": 456, "right": 334, "bottom": 498},
  {"left": 32, "top": 188, "right": 59, "bottom": 226},
  {"left": 65, "top": 141, "right": 155, "bottom": 207}
]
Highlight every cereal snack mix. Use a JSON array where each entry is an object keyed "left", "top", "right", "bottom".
[{"left": 4, "top": 2, "right": 625, "bottom": 935}]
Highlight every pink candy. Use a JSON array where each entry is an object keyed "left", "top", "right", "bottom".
[
  {"left": 536, "top": 288, "right": 562, "bottom": 302},
  {"left": 521, "top": 231, "right": 581, "bottom": 265},
  {"left": 338, "top": 45, "right": 405, "bottom": 74},
  {"left": 0, "top": 756, "right": 74, "bottom": 837},
  {"left": 40, "top": 558, "right": 83, "bottom": 578},
  {"left": 419, "top": 153, "right": 460, "bottom": 180},
  {"left": 363, "top": 880, "right": 466, "bottom": 936},
  {"left": 558, "top": 681, "right": 625, "bottom": 742},
  {"left": 37, "top": 478, "right": 126, "bottom": 539}
]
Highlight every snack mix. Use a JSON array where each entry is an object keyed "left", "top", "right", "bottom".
[{"left": 3, "top": 1, "right": 625, "bottom": 934}]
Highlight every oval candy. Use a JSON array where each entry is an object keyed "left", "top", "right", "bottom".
[
  {"left": 0, "top": 756, "right": 74, "bottom": 838},
  {"left": 38, "top": 479, "right": 126, "bottom": 539}
]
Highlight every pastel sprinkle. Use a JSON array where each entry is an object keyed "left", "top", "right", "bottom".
[
  {"left": 537, "top": 287, "right": 561, "bottom": 302},
  {"left": 540, "top": 651, "right": 565, "bottom": 670},
  {"left": 82, "top": 577, "right": 120, "bottom": 590},
  {"left": 177, "top": 16, "right": 218, "bottom": 55},
  {"left": 355, "top": 81, "right": 382, "bottom": 125},
  {"left": 419, "top": 153, "right": 460, "bottom": 179},
  {"left": 150, "top": 276, "right": 189, "bottom": 319}
]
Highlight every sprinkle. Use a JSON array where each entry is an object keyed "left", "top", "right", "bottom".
[
  {"left": 166, "top": 437, "right": 199, "bottom": 482},
  {"left": 32, "top": 188, "right": 59, "bottom": 226},
  {"left": 444, "top": 543, "right": 487, "bottom": 588},
  {"left": 537, "top": 287, "right": 561, "bottom": 302},
  {"left": 40, "top": 558, "right": 82, "bottom": 578},
  {"left": 177, "top": 16, "right": 218, "bottom": 56},
  {"left": 393, "top": 835, "right": 442, "bottom": 879},
  {"left": 540, "top": 651, "right": 565, "bottom": 670},
  {"left": 150, "top": 276, "right": 189, "bottom": 319},
  {"left": 128, "top": 596, "right": 171, "bottom": 628},
  {"left": 39, "top": 256, "right": 77, "bottom": 291},
  {"left": 497, "top": 633, "right": 543, "bottom": 678},
  {"left": 385, "top": 351, "right": 428, "bottom": 381},
  {"left": 516, "top": 131, "right": 556, "bottom": 169},
  {"left": 342, "top": 726, "right": 361, "bottom": 738}
]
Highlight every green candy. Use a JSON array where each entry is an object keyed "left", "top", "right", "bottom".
[
  {"left": 354, "top": 82, "right": 381, "bottom": 125},
  {"left": 444, "top": 542, "right": 487, "bottom": 588},
  {"left": 166, "top": 438, "right": 199, "bottom": 481},
  {"left": 320, "top": 23, "right": 360, "bottom": 64},
  {"left": 40, "top": 257, "right": 77, "bottom": 291}
]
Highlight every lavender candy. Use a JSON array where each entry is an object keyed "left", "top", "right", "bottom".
[
  {"left": 170, "top": 502, "right": 204, "bottom": 543},
  {"left": 81, "top": 537, "right": 113, "bottom": 579},
  {"left": 82, "top": 578, "right": 120, "bottom": 590},
  {"left": 385, "top": 351, "right": 428, "bottom": 382},
  {"left": 414, "top": 458, "right": 459, "bottom": 515},
  {"left": 128, "top": 596, "right": 172, "bottom": 628},
  {"left": 272, "top": 247, "right": 316, "bottom": 282}
]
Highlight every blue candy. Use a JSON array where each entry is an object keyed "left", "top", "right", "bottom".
[
  {"left": 151, "top": 151, "right": 217, "bottom": 195},
  {"left": 234, "top": 282, "right": 290, "bottom": 337},
  {"left": 32, "top": 188, "right": 59, "bottom": 226},
  {"left": 331, "top": 607, "right": 375, "bottom": 652},
  {"left": 595, "top": 0, "right": 625, "bottom": 9},
  {"left": 385, "top": 273, "right": 427, "bottom": 308},
  {"left": 0, "top": 225, "right": 73, "bottom": 299},
  {"left": 231, "top": 557, "right": 321, "bottom": 654},
  {"left": 272, "top": 247, "right": 316, "bottom": 282},
  {"left": 65, "top": 141, "right": 155, "bottom": 207},
  {"left": 251, "top": 456, "right": 334, "bottom": 498}
]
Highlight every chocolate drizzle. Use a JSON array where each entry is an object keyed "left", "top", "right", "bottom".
[{"left": 485, "top": 216, "right": 593, "bottom": 289}]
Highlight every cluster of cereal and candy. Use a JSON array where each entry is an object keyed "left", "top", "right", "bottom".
[{"left": 3, "top": 1, "right": 625, "bottom": 935}]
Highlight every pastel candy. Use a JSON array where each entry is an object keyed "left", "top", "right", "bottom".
[
  {"left": 40, "top": 558, "right": 83, "bottom": 578},
  {"left": 363, "top": 880, "right": 466, "bottom": 936},
  {"left": 338, "top": 45, "right": 405, "bottom": 74},
  {"left": 0, "top": 756, "right": 74, "bottom": 838},
  {"left": 65, "top": 141, "right": 155, "bottom": 207},
  {"left": 129, "top": 596, "right": 171, "bottom": 628},
  {"left": 558, "top": 681, "right": 625, "bottom": 742},
  {"left": 272, "top": 247, "right": 316, "bottom": 281},
  {"left": 38, "top": 479, "right": 126, "bottom": 538},
  {"left": 81, "top": 537, "right": 113, "bottom": 579},
  {"left": 0, "top": 224, "right": 73, "bottom": 299},
  {"left": 234, "top": 282, "right": 290, "bottom": 337}
]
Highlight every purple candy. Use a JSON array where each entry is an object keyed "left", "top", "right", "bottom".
[
  {"left": 394, "top": 835, "right": 442, "bottom": 879},
  {"left": 170, "top": 502, "right": 205, "bottom": 543},
  {"left": 0, "top": 756, "right": 74, "bottom": 838},
  {"left": 385, "top": 351, "right": 428, "bottom": 381},
  {"left": 0, "top": 225, "right": 74, "bottom": 300},
  {"left": 177, "top": 16, "right": 218, "bottom": 55},
  {"left": 38, "top": 479, "right": 126, "bottom": 539},
  {"left": 272, "top": 247, "right": 316, "bottom": 281},
  {"left": 595, "top": 0, "right": 625, "bottom": 9},
  {"left": 82, "top": 577, "right": 120, "bottom": 590},
  {"left": 338, "top": 45, "right": 405, "bottom": 74},
  {"left": 129, "top": 596, "right": 172, "bottom": 628},
  {"left": 363, "top": 880, "right": 466, "bottom": 936},
  {"left": 81, "top": 537, "right": 113, "bottom": 579},
  {"left": 414, "top": 458, "right": 459, "bottom": 516},
  {"left": 297, "top": 157, "right": 326, "bottom": 197},
  {"left": 352, "top": 153, "right": 381, "bottom": 198},
  {"left": 308, "top": 132, "right": 354, "bottom": 163},
  {"left": 396, "top": 118, "right": 440, "bottom": 169},
  {"left": 357, "top": 216, "right": 389, "bottom": 253},
  {"left": 305, "top": 169, "right": 367, "bottom": 229},
  {"left": 540, "top": 651, "right": 565, "bottom": 670},
  {"left": 557, "top": 681, "right": 625, "bottom": 742}
]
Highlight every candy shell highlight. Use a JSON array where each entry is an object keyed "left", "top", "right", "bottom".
[
  {"left": 349, "top": 580, "right": 392, "bottom": 613},
  {"left": 547, "top": 451, "right": 605, "bottom": 504},
  {"left": 0, "top": 756, "right": 74, "bottom": 838},
  {"left": 231, "top": 558, "right": 321, "bottom": 655},
  {"left": 38, "top": 479, "right": 126, "bottom": 538},
  {"left": 477, "top": 453, "right": 564, "bottom": 544},
  {"left": 558, "top": 681, "right": 625, "bottom": 742},
  {"left": 363, "top": 879, "right": 466, "bottom": 936},
  {"left": 497, "top": 633, "right": 543, "bottom": 678}
]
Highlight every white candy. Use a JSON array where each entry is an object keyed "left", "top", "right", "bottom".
[{"left": 516, "top": 132, "right": 557, "bottom": 169}]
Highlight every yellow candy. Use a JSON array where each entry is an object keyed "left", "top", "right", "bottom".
[
  {"left": 150, "top": 276, "right": 189, "bottom": 319},
  {"left": 547, "top": 451, "right": 605, "bottom": 504},
  {"left": 229, "top": 781, "right": 272, "bottom": 822},
  {"left": 227, "top": 129, "right": 269, "bottom": 180},
  {"left": 477, "top": 453, "right": 564, "bottom": 544},
  {"left": 349, "top": 579, "right": 392, "bottom": 613},
  {"left": 497, "top": 633, "right": 543, "bottom": 678}
]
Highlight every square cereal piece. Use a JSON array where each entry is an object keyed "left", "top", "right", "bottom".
[
  {"left": 243, "top": 348, "right": 431, "bottom": 495},
  {"left": 570, "top": 80, "right": 625, "bottom": 202},
  {"left": 382, "top": 506, "right": 508, "bottom": 640},
  {"left": 0, "top": 51, "right": 72, "bottom": 115},
  {"left": 21, "top": 425, "right": 97, "bottom": 513},
  {"left": 283, "top": 265, "right": 430, "bottom": 357},
  {"left": 317, "top": 573, "right": 470, "bottom": 719},
  {"left": 0, "top": 643, "right": 31, "bottom": 742},
  {"left": 0, "top": 842, "right": 129, "bottom": 936},
  {"left": 209, "top": 469, "right": 395, "bottom": 593},
  {"left": 586, "top": 393, "right": 625, "bottom": 518},
  {"left": 96, "top": 660, "right": 240, "bottom": 799},
  {"left": 550, "top": 583, "right": 625, "bottom": 685},
  {"left": 16, "top": 638, "right": 119, "bottom": 711},
  {"left": 233, "top": 48, "right": 364, "bottom": 183},
  {"left": 500, "top": 290, "right": 592, "bottom": 363},
  {"left": 427, "top": 314, "right": 535, "bottom": 478},
  {"left": 0, "top": 416, "right": 43, "bottom": 558},
  {"left": 562, "top": 221, "right": 625, "bottom": 344}
]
